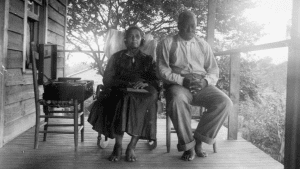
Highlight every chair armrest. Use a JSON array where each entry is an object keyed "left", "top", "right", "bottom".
[{"left": 95, "top": 84, "right": 105, "bottom": 100}]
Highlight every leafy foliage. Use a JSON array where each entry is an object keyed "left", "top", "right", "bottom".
[
  {"left": 67, "top": 2, "right": 287, "bottom": 164},
  {"left": 218, "top": 54, "right": 287, "bottom": 164},
  {"left": 216, "top": 55, "right": 259, "bottom": 101},
  {"left": 238, "top": 58, "right": 287, "bottom": 163},
  {"left": 215, "top": 0, "right": 264, "bottom": 49},
  {"left": 240, "top": 91, "right": 285, "bottom": 163},
  {"left": 67, "top": 0, "right": 264, "bottom": 75}
]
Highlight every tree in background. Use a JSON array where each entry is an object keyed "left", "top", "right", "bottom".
[
  {"left": 67, "top": 0, "right": 174, "bottom": 75},
  {"left": 215, "top": 0, "right": 265, "bottom": 49},
  {"left": 67, "top": 0, "right": 288, "bottom": 163},
  {"left": 239, "top": 57, "right": 287, "bottom": 163},
  {"left": 67, "top": 0, "right": 264, "bottom": 76},
  {"left": 217, "top": 55, "right": 260, "bottom": 101}
]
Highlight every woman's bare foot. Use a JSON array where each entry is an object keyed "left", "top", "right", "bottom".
[
  {"left": 195, "top": 141, "right": 208, "bottom": 157},
  {"left": 108, "top": 145, "right": 122, "bottom": 162},
  {"left": 181, "top": 149, "right": 195, "bottom": 161},
  {"left": 126, "top": 148, "right": 137, "bottom": 162}
]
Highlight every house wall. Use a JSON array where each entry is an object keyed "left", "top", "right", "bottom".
[
  {"left": 4, "top": 0, "right": 33, "bottom": 144},
  {"left": 0, "top": 0, "right": 10, "bottom": 148},
  {"left": 47, "top": 0, "right": 66, "bottom": 77},
  {"left": 2, "top": 0, "right": 67, "bottom": 145}
]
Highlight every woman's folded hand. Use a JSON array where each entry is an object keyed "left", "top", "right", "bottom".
[{"left": 132, "top": 81, "right": 148, "bottom": 89}]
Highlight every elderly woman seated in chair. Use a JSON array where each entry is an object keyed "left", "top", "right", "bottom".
[{"left": 87, "top": 26, "right": 158, "bottom": 162}]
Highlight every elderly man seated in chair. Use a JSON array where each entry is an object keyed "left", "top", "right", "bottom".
[
  {"left": 88, "top": 26, "right": 158, "bottom": 162},
  {"left": 156, "top": 10, "right": 233, "bottom": 161}
]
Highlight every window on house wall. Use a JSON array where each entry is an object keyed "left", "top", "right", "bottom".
[
  {"left": 27, "top": 0, "right": 41, "bottom": 20},
  {"left": 24, "top": 0, "right": 41, "bottom": 70},
  {"left": 26, "top": 19, "right": 39, "bottom": 69}
]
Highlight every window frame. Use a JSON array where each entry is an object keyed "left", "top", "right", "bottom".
[{"left": 23, "top": 0, "right": 43, "bottom": 73}]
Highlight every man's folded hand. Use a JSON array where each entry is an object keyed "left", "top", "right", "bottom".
[
  {"left": 182, "top": 78, "right": 191, "bottom": 89},
  {"left": 189, "top": 77, "right": 208, "bottom": 94}
]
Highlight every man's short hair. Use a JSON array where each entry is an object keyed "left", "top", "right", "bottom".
[{"left": 178, "top": 10, "right": 197, "bottom": 24}]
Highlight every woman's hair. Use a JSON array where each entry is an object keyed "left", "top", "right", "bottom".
[{"left": 124, "top": 26, "right": 145, "bottom": 46}]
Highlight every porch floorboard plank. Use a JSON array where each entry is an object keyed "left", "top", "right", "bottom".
[{"left": 0, "top": 118, "right": 283, "bottom": 169}]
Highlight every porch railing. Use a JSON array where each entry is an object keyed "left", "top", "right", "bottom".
[
  {"left": 214, "top": 39, "right": 291, "bottom": 140},
  {"left": 58, "top": 39, "right": 291, "bottom": 140}
]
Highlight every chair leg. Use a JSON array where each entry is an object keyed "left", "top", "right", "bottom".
[
  {"left": 34, "top": 102, "right": 41, "bottom": 149},
  {"left": 74, "top": 100, "right": 78, "bottom": 151},
  {"left": 32, "top": 45, "right": 40, "bottom": 149},
  {"left": 43, "top": 106, "right": 49, "bottom": 141},
  {"left": 147, "top": 140, "right": 157, "bottom": 150},
  {"left": 97, "top": 132, "right": 101, "bottom": 147},
  {"left": 80, "top": 102, "right": 84, "bottom": 142},
  {"left": 166, "top": 114, "right": 171, "bottom": 153},
  {"left": 97, "top": 132, "right": 110, "bottom": 149},
  {"left": 213, "top": 142, "right": 217, "bottom": 153}
]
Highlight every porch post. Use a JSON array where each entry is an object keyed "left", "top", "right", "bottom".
[
  {"left": 0, "top": 0, "right": 9, "bottom": 148},
  {"left": 206, "top": 0, "right": 217, "bottom": 48},
  {"left": 228, "top": 53, "right": 240, "bottom": 140},
  {"left": 284, "top": 0, "right": 300, "bottom": 168},
  {"left": 63, "top": 0, "right": 68, "bottom": 77}
]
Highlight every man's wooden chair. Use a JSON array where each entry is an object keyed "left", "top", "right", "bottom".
[{"left": 166, "top": 106, "right": 217, "bottom": 153}]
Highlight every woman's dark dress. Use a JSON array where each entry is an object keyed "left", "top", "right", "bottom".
[{"left": 87, "top": 49, "right": 158, "bottom": 141}]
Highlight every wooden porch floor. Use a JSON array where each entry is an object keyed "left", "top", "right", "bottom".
[{"left": 0, "top": 118, "right": 283, "bottom": 169}]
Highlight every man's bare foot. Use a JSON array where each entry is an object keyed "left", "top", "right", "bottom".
[
  {"left": 108, "top": 145, "right": 122, "bottom": 162},
  {"left": 181, "top": 149, "right": 195, "bottom": 161},
  {"left": 195, "top": 141, "right": 208, "bottom": 157},
  {"left": 126, "top": 148, "right": 137, "bottom": 162}
]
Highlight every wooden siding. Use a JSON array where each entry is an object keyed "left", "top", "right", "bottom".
[
  {"left": 47, "top": 30, "right": 64, "bottom": 46},
  {"left": 47, "top": 1, "right": 65, "bottom": 47},
  {"left": 49, "top": 0, "right": 66, "bottom": 16},
  {"left": 0, "top": 0, "right": 10, "bottom": 148},
  {"left": 6, "top": 69, "right": 34, "bottom": 86},
  {"left": 8, "top": 13, "right": 23, "bottom": 34},
  {"left": 3, "top": 112, "right": 35, "bottom": 144},
  {"left": 7, "top": 0, "right": 24, "bottom": 70},
  {"left": 57, "top": 0, "right": 67, "bottom": 6},
  {"left": 57, "top": 57, "right": 64, "bottom": 68},
  {"left": 48, "top": 4, "right": 65, "bottom": 26},
  {"left": 4, "top": 98, "right": 35, "bottom": 125},
  {"left": 4, "top": 0, "right": 28, "bottom": 144},
  {"left": 7, "top": 31, "right": 23, "bottom": 51},
  {"left": 7, "top": 50, "right": 22, "bottom": 68},
  {"left": 8, "top": 0, "right": 24, "bottom": 18},
  {"left": 47, "top": 0, "right": 66, "bottom": 76},
  {"left": 4, "top": 102, "right": 23, "bottom": 124},
  {"left": 3, "top": 84, "right": 43, "bottom": 144},
  {"left": 48, "top": 18, "right": 65, "bottom": 36},
  {"left": 3, "top": 0, "right": 67, "bottom": 146},
  {"left": 57, "top": 67, "right": 64, "bottom": 77},
  {"left": 5, "top": 84, "right": 34, "bottom": 105},
  {"left": 0, "top": 119, "right": 284, "bottom": 169}
]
